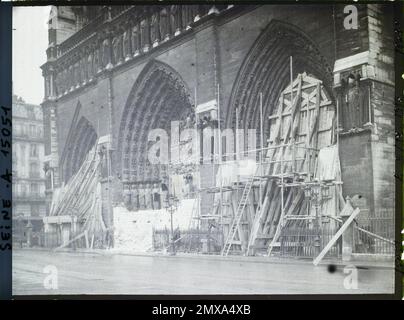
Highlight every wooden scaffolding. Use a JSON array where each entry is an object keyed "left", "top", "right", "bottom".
[{"left": 203, "top": 68, "right": 344, "bottom": 257}]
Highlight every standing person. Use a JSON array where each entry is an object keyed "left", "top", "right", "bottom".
[
  {"left": 123, "top": 183, "right": 132, "bottom": 211},
  {"left": 145, "top": 182, "right": 153, "bottom": 209},
  {"left": 131, "top": 183, "right": 139, "bottom": 211},
  {"left": 152, "top": 182, "right": 161, "bottom": 209},
  {"left": 138, "top": 183, "right": 146, "bottom": 210},
  {"left": 161, "top": 176, "right": 169, "bottom": 203}
]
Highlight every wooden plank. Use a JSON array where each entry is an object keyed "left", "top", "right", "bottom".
[
  {"left": 54, "top": 231, "right": 87, "bottom": 251},
  {"left": 267, "top": 190, "right": 302, "bottom": 254},
  {"left": 313, "top": 208, "right": 361, "bottom": 266},
  {"left": 90, "top": 234, "right": 95, "bottom": 249}
]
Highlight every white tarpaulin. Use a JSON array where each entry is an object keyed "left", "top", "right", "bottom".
[{"left": 216, "top": 159, "right": 257, "bottom": 186}]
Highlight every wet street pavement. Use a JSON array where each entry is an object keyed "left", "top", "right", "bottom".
[{"left": 12, "top": 249, "right": 395, "bottom": 295}]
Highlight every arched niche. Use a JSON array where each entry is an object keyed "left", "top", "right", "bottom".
[
  {"left": 117, "top": 60, "right": 194, "bottom": 184},
  {"left": 226, "top": 20, "right": 334, "bottom": 149},
  {"left": 63, "top": 115, "right": 97, "bottom": 182}
]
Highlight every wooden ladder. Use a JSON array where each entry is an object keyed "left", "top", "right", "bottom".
[
  {"left": 185, "top": 197, "right": 200, "bottom": 251},
  {"left": 221, "top": 176, "right": 255, "bottom": 256}
]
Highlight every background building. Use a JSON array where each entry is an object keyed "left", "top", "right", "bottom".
[{"left": 12, "top": 94, "right": 46, "bottom": 246}]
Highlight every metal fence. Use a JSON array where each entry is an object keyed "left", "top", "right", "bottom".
[
  {"left": 353, "top": 209, "right": 394, "bottom": 255},
  {"left": 41, "top": 231, "right": 61, "bottom": 249},
  {"left": 153, "top": 228, "right": 223, "bottom": 254},
  {"left": 279, "top": 225, "right": 341, "bottom": 258},
  {"left": 39, "top": 230, "right": 111, "bottom": 249},
  {"left": 279, "top": 210, "right": 394, "bottom": 258}
]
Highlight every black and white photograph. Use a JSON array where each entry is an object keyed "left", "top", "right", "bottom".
[{"left": 9, "top": 3, "right": 398, "bottom": 296}]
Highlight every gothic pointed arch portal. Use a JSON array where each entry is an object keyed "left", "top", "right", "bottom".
[
  {"left": 117, "top": 60, "right": 194, "bottom": 184},
  {"left": 226, "top": 20, "right": 334, "bottom": 149},
  {"left": 64, "top": 116, "right": 98, "bottom": 182}
]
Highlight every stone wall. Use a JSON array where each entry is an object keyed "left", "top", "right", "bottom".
[
  {"left": 335, "top": 3, "right": 394, "bottom": 221},
  {"left": 42, "top": 4, "right": 395, "bottom": 223}
]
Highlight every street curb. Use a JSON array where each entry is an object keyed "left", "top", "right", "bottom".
[{"left": 14, "top": 248, "right": 394, "bottom": 269}]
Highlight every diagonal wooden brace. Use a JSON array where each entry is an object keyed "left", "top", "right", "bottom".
[{"left": 313, "top": 208, "right": 361, "bottom": 266}]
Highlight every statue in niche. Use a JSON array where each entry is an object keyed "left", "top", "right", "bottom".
[
  {"left": 123, "top": 184, "right": 132, "bottom": 210},
  {"left": 78, "top": 58, "right": 84, "bottom": 84},
  {"left": 131, "top": 184, "right": 139, "bottom": 211},
  {"left": 45, "top": 76, "right": 50, "bottom": 97},
  {"left": 58, "top": 73, "right": 63, "bottom": 94},
  {"left": 61, "top": 70, "right": 66, "bottom": 93},
  {"left": 66, "top": 66, "right": 73, "bottom": 91},
  {"left": 182, "top": 173, "right": 194, "bottom": 198},
  {"left": 117, "top": 34, "right": 123, "bottom": 62},
  {"left": 87, "top": 52, "right": 93, "bottom": 79},
  {"left": 140, "top": 19, "right": 150, "bottom": 52},
  {"left": 84, "top": 55, "right": 89, "bottom": 81},
  {"left": 112, "top": 36, "right": 120, "bottom": 64},
  {"left": 71, "top": 64, "right": 76, "bottom": 87},
  {"left": 74, "top": 62, "right": 80, "bottom": 86},
  {"left": 170, "top": 5, "right": 181, "bottom": 35},
  {"left": 339, "top": 72, "right": 370, "bottom": 131},
  {"left": 123, "top": 29, "right": 131, "bottom": 60},
  {"left": 150, "top": 12, "right": 160, "bottom": 46},
  {"left": 138, "top": 183, "right": 146, "bottom": 210},
  {"left": 54, "top": 74, "right": 59, "bottom": 96},
  {"left": 56, "top": 72, "right": 61, "bottom": 94},
  {"left": 43, "top": 163, "right": 52, "bottom": 190},
  {"left": 160, "top": 7, "right": 170, "bottom": 41},
  {"left": 68, "top": 64, "right": 73, "bottom": 88},
  {"left": 63, "top": 68, "right": 68, "bottom": 90},
  {"left": 98, "top": 145, "right": 109, "bottom": 178},
  {"left": 93, "top": 48, "right": 99, "bottom": 73},
  {"left": 179, "top": 111, "right": 195, "bottom": 131},
  {"left": 181, "top": 6, "right": 192, "bottom": 29},
  {"left": 68, "top": 66, "right": 73, "bottom": 90},
  {"left": 102, "top": 38, "right": 110, "bottom": 68},
  {"left": 80, "top": 57, "right": 87, "bottom": 84},
  {"left": 145, "top": 182, "right": 153, "bottom": 209},
  {"left": 192, "top": 5, "right": 202, "bottom": 22},
  {"left": 131, "top": 24, "right": 140, "bottom": 55},
  {"left": 152, "top": 183, "right": 161, "bottom": 210}
]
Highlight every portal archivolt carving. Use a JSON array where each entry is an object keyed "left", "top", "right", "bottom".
[
  {"left": 117, "top": 60, "right": 193, "bottom": 185},
  {"left": 64, "top": 116, "right": 97, "bottom": 182},
  {"left": 227, "top": 20, "right": 334, "bottom": 148}
]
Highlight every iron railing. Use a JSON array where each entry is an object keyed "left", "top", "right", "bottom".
[
  {"left": 153, "top": 228, "right": 223, "bottom": 253},
  {"left": 353, "top": 209, "right": 394, "bottom": 255},
  {"left": 279, "top": 225, "right": 341, "bottom": 258}
]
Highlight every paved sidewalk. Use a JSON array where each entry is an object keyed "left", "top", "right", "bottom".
[
  {"left": 22, "top": 247, "right": 394, "bottom": 269},
  {"left": 13, "top": 248, "right": 395, "bottom": 295}
]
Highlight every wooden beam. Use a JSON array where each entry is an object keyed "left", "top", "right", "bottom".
[
  {"left": 313, "top": 208, "right": 361, "bottom": 266},
  {"left": 53, "top": 230, "right": 87, "bottom": 251}
]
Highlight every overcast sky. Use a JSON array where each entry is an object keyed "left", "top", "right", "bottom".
[{"left": 13, "top": 6, "right": 51, "bottom": 105}]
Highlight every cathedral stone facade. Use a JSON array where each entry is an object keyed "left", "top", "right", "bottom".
[{"left": 41, "top": 4, "right": 395, "bottom": 230}]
